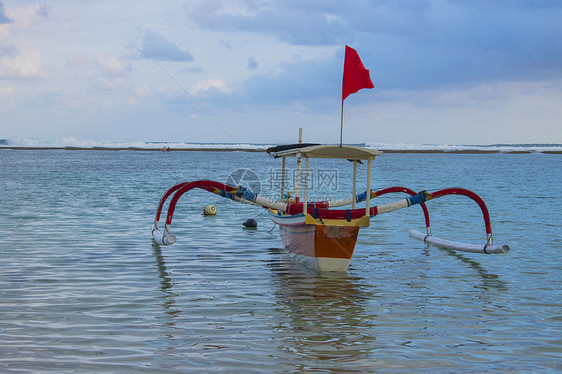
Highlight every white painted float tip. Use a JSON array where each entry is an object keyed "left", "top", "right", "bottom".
[
  {"left": 152, "top": 224, "right": 176, "bottom": 245},
  {"left": 496, "top": 244, "right": 510, "bottom": 254},
  {"left": 204, "top": 205, "right": 217, "bottom": 216},
  {"left": 163, "top": 234, "right": 176, "bottom": 245}
]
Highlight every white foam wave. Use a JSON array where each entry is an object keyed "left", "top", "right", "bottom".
[
  {"left": 1, "top": 137, "right": 273, "bottom": 150},
  {"left": 365, "top": 142, "right": 562, "bottom": 153},
  {"left": 1, "top": 137, "right": 561, "bottom": 152}
]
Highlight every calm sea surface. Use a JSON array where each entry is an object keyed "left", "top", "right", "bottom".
[{"left": 0, "top": 150, "right": 560, "bottom": 373}]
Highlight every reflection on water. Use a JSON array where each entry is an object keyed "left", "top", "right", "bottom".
[
  {"left": 434, "top": 244, "right": 508, "bottom": 291},
  {"left": 152, "top": 241, "right": 180, "bottom": 318},
  {"left": 267, "top": 249, "right": 377, "bottom": 371},
  {"left": 152, "top": 241, "right": 172, "bottom": 291},
  {"left": 417, "top": 241, "right": 508, "bottom": 291}
]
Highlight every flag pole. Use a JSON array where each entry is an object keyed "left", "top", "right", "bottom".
[
  {"left": 340, "top": 45, "right": 345, "bottom": 148},
  {"left": 340, "top": 100, "right": 344, "bottom": 147}
]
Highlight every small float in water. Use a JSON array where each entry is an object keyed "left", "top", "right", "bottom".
[{"left": 151, "top": 46, "right": 509, "bottom": 271}]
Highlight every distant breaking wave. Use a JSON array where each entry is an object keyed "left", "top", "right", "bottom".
[
  {"left": 0, "top": 137, "right": 273, "bottom": 150},
  {"left": 1, "top": 137, "right": 561, "bottom": 153},
  {"left": 364, "top": 142, "right": 562, "bottom": 153}
]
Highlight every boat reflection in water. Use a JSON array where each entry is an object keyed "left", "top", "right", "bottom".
[{"left": 266, "top": 248, "right": 378, "bottom": 369}]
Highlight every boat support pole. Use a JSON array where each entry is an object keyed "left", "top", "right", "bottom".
[
  {"left": 371, "top": 187, "right": 431, "bottom": 235},
  {"left": 369, "top": 188, "right": 509, "bottom": 254},
  {"left": 352, "top": 161, "right": 357, "bottom": 209},
  {"left": 365, "top": 159, "right": 372, "bottom": 217},
  {"left": 295, "top": 128, "right": 303, "bottom": 202},
  {"left": 405, "top": 188, "right": 509, "bottom": 254},
  {"left": 303, "top": 157, "right": 309, "bottom": 215},
  {"left": 152, "top": 180, "right": 287, "bottom": 245},
  {"left": 280, "top": 156, "right": 286, "bottom": 200}
]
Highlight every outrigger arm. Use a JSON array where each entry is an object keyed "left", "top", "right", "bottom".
[{"left": 151, "top": 180, "right": 509, "bottom": 255}]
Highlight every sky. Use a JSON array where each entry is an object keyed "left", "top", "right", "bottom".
[{"left": 1, "top": 0, "right": 561, "bottom": 146}]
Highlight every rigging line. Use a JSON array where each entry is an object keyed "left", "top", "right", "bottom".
[
  {"left": 268, "top": 222, "right": 277, "bottom": 233},
  {"left": 152, "top": 58, "right": 241, "bottom": 145},
  {"left": 323, "top": 57, "right": 411, "bottom": 144}
]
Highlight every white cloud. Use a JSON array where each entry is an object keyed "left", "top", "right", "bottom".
[
  {"left": 353, "top": 79, "right": 562, "bottom": 144},
  {"left": 0, "top": 24, "right": 8, "bottom": 39},
  {"left": 190, "top": 78, "right": 232, "bottom": 96},
  {"left": 65, "top": 53, "right": 89, "bottom": 68},
  {"left": 134, "top": 84, "right": 151, "bottom": 96},
  {"left": 35, "top": 4, "right": 51, "bottom": 18},
  {"left": 4, "top": 3, "right": 45, "bottom": 30},
  {"left": 97, "top": 76, "right": 127, "bottom": 91},
  {"left": 0, "top": 3, "right": 50, "bottom": 81},
  {"left": 0, "top": 52, "right": 47, "bottom": 80},
  {"left": 96, "top": 55, "right": 130, "bottom": 76}
]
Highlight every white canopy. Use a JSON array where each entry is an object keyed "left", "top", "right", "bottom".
[{"left": 271, "top": 144, "right": 382, "bottom": 160}]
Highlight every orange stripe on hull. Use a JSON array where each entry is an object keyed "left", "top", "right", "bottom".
[
  {"left": 276, "top": 219, "right": 360, "bottom": 271},
  {"left": 314, "top": 225, "right": 359, "bottom": 259}
]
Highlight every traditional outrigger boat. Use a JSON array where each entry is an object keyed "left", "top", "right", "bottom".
[
  {"left": 151, "top": 131, "right": 509, "bottom": 271},
  {"left": 151, "top": 46, "right": 509, "bottom": 271}
]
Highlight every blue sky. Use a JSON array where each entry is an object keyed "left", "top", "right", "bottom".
[{"left": 1, "top": 0, "right": 561, "bottom": 145}]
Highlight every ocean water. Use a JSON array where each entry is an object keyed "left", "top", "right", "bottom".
[{"left": 0, "top": 149, "right": 560, "bottom": 373}]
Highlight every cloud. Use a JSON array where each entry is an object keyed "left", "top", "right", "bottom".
[
  {"left": 2, "top": 1, "right": 561, "bottom": 145},
  {"left": 0, "top": 52, "right": 47, "bottom": 80},
  {"left": 190, "top": 78, "right": 232, "bottom": 96},
  {"left": 0, "top": 0, "right": 12, "bottom": 24},
  {"left": 66, "top": 53, "right": 89, "bottom": 68},
  {"left": 35, "top": 4, "right": 52, "bottom": 18},
  {"left": 371, "top": 1, "right": 562, "bottom": 89},
  {"left": 134, "top": 85, "right": 151, "bottom": 96},
  {"left": 186, "top": 0, "right": 562, "bottom": 90},
  {"left": 96, "top": 55, "right": 130, "bottom": 76},
  {"left": 187, "top": 0, "right": 352, "bottom": 45},
  {"left": 2, "top": 3, "right": 50, "bottom": 30},
  {"left": 139, "top": 30, "right": 193, "bottom": 61},
  {"left": 237, "top": 54, "right": 341, "bottom": 106},
  {"left": 179, "top": 66, "right": 204, "bottom": 74},
  {"left": 96, "top": 77, "right": 127, "bottom": 91},
  {"left": 187, "top": 50, "right": 349, "bottom": 109}
]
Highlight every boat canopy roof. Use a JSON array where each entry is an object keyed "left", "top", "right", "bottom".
[{"left": 268, "top": 144, "right": 382, "bottom": 160}]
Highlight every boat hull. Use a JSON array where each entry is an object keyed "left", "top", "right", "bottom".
[{"left": 270, "top": 212, "right": 360, "bottom": 271}]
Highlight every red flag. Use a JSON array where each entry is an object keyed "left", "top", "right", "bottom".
[{"left": 342, "top": 45, "right": 374, "bottom": 101}]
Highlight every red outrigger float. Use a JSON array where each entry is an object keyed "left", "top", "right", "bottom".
[{"left": 151, "top": 140, "right": 509, "bottom": 272}]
